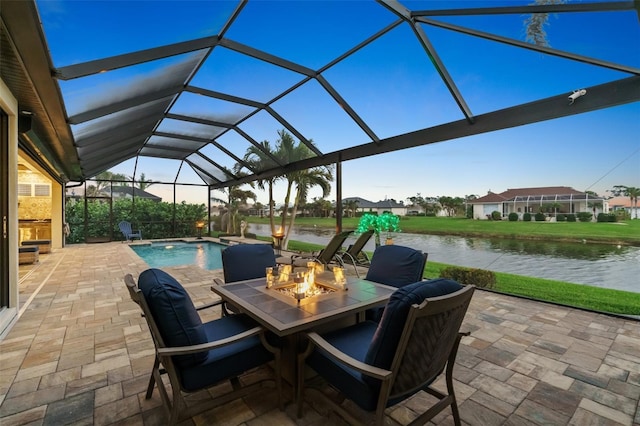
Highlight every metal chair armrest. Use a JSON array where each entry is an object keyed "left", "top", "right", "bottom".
[
  {"left": 195, "top": 300, "right": 223, "bottom": 311},
  {"left": 157, "top": 326, "right": 264, "bottom": 357},
  {"left": 305, "top": 331, "right": 391, "bottom": 381}
]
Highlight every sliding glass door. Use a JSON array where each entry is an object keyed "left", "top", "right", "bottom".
[{"left": 0, "top": 109, "right": 9, "bottom": 309}]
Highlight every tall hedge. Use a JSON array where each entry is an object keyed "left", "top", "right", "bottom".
[{"left": 65, "top": 198, "right": 206, "bottom": 243}]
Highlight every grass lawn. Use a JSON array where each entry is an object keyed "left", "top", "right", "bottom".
[
  {"left": 249, "top": 216, "right": 640, "bottom": 246},
  {"left": 424, "top": 261, "right": 640, "bottom": 316},
  {"left": 248, "top": 222, "right": 640, "bottom": 315}
]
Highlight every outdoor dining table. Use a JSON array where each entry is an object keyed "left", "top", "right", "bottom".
[
  {"left": 211, "top": 276, "right": 396, "bottom": 337},
  {"left": 210, "top": 276, "right": 396, "bottom": 390}
]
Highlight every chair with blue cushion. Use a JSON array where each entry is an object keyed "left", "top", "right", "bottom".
[
  {"left": 365, "top": 245, "right": 428, "bottom": 321},
  {"left": 213, "top": 244, "right": 277, "bottom": 315},
  {"left": 297, "top": 279, "right": 474, "bottom": 426},
  {"left": 118, "top": 221, "right": 142, "bottom": 242},
  {"left": 125, "top": 268, "right": 281, "bottom": 425}
]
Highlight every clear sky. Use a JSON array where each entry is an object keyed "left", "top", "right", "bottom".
[{"left": 36, "top": 0, "right": 640, "bottom": 206}]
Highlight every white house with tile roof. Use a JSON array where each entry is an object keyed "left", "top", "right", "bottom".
[
  {"left": 469, "top": 186, "right": 608, "bottom": 220},
  {"left": 608, "top": 196, "right": 639, "bottom": 219},
  {"left": 343, "top": 197, "right": 407, "bottom": 216}
]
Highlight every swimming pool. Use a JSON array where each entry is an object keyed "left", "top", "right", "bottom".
[{"left": 131, "top": 241, "right": 225, "bottom": 270}]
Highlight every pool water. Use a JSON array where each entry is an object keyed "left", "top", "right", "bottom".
[{"left": 131, "top": 241, "right": 225, "bottom": 270}]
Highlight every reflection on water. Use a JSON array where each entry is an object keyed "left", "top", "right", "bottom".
[
  {"left": 486, "top": 238, "right": 623, "bottom": 260},
  {"left": 249, "top": 224, "right": 639, "bottom": 292}
]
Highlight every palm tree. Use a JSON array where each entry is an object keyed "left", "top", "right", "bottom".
[
  {"left": 627, "top": 187, "right": 640, "bottom": 219},
  {"left": 273, "top": 130, "right": 298, "bottom": 235},
  {"left": 242, "top": 140, "right": 280, "bottom": 235},
  {"left": 219, "top": 186, "right": 257, "bottom": 234},
  {"left": 89, "top": 171, "right": 128, "bottom": 195},
  {"left": 343, "top": 199, "right": 359, "bottom": 218},
  {"left": 271, "top": 130, "right": 332, "bottom": 249},
  {"left": 283, "top": 166, "right": 333, "bottom": 248},
  {"left": 132, "top": 172, "right": 155, "bottom": 191},
  {"left": 612, "top": 185, "right": 640, "bottom": 219},
  {"left": 524, "top": 0, "right": 567, "bottom": 47}
]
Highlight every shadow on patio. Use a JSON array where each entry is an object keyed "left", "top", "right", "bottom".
[{"left": 1, "top": 242, "right": 639, "bottom": 425}]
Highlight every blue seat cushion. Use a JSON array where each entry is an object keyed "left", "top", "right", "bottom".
[
  {"left": 179, "top": 314, "right": 274, "bottom": 391},
  {"left": 19, "top": 246, "right": 39, "bottom": 253},
  {"left": 306, "top": 320, "right": 380, "bottom": 411},
  {"left": 138, "top": 268, "right": 208, "bottom": 368},
  {"left": 223, "top": 244, "right": 276, "bottom": 283},
  {"left": 363, "top": 279, "right": 463, "bottom": 387},
  {"left": 365, "top": 245, "right": 425, "bottom": 288}
]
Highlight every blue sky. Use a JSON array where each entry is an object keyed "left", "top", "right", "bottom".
[{"left": 37, "top": 0, "right": 640, "bottom": 205}]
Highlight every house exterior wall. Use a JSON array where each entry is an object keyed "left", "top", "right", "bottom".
[
  {"left": 0, "top": 77, "right": 19, "bottom": 338},
  {"left": 473, "top": 203, "right": 501, "bottom": 219},
  {"left": 612, "top": 205, "right": 639, "bottom": 219},
  {"left": 474, "top": 199, "right": 609, "bottom": 219}
]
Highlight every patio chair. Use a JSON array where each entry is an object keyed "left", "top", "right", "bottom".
[
  {"left": 365, "top": 245, "right": 428, "bottom": 322},
  {"left": 125, "top": 268, "right": 281, "bottom": 425},
  {"left": 278, "top": 230, "right": 353, "bottom": 270},
  {"left": 213, "top": 244, "right": 276, "bottom": 315},
  {"left": 297, "top": 279, "right": 474, "bottom": 426},
  {"left": 339, "top": 229, "right": 375, "bottom": 277},
  {"left": 118, "top": 221, "right": 142, "bottom": 242}
]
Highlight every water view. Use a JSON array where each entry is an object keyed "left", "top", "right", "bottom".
[{"left": 249, "top": 224, "right": 639, "bottom": 293}]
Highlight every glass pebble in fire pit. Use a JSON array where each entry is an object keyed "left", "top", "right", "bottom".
[{"left": 267, "top": 262, "right": 347, "bottom": 302}]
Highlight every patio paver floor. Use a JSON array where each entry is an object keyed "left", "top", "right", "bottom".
[{"left": 1, "top": 242, "right": 639, "bottom": 425}]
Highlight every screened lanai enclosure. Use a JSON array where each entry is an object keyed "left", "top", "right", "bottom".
[{"left": 3, "top": 0, "right": 639, "bottom": 242}]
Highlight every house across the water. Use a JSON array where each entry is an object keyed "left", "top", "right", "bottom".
[{"left": 469, "top": 186, "right": 608, "bottom": 220}]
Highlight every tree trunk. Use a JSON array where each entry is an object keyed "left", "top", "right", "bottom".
[
  {"left": 283, "top": 191, "right": 301, "bottom": 250},
  {"left": 280, "top": 181, "right": 293, "bottom": 231},
  {"left": 268, "top": 181, "right": 275, "bottom": 235}
]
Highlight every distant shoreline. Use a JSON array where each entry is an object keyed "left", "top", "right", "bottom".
[{"left": 247, "top": 217, "right": 640, "bottom": 247}]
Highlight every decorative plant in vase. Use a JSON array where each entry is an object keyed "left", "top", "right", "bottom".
[{"left": 356, "top": 213, "right": 401, "bottom": 247}]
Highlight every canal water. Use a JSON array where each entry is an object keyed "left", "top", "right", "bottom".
[{"left": 249, "top": 223, "right": 639, "bottom": 293}]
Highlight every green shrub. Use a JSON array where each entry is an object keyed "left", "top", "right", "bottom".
[
  {"left": 577, "top": 212, "right": 593, "bottom": 222},
  {"left": 491, "top": 211, "right": 502, "bottom": 220},
  {"left": 596, "top": 213, "right": 616, "bottom": 223},
  {"left": 556, "top": 214, "right": 566, "bottom": 222},
  {"left": 523, "top": 212, "right": 532, "bottom": 222},
  {"left": 535, "top": 212, "right": 546, "bottom": 222},
  {"left": 439, "top": 266, "right": 496, "bottom": 289},
  {"left": 508, "top": 212, "right": 519, "bottom": 221},
  {"left": 65, "top": 198, "right": 206, "bottom": 243},
  {"left": 614, "top": 210, "right": 631, "bottom": 220},
  {"left": 566, "top": 213, "right": 576, "bottom": 222}
]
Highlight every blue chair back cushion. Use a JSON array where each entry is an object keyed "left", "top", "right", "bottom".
[
  {"left": 365, "top": 245, "right": 425, "bottom": 288},
  {"left": 222, "top": 244, "right": 276, "bottom": 283},
  {"left": 363, "top": 278, "right": 464, "bottom": 387},
  {"left": 138, "top": 268, "right": 208, "bottom": 367}
]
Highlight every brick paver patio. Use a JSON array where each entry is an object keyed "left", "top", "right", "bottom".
[{"left": 1, "top": 242, "right": 639, "bottom": 425}]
